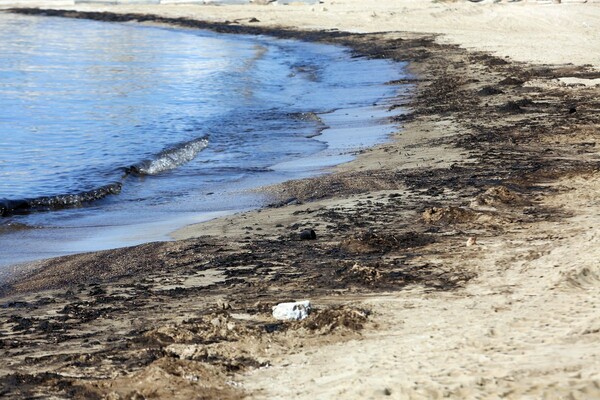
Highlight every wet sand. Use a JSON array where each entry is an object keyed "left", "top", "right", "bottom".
[{"left": 2, "top": 2, "right": 600, "bottom": 399}]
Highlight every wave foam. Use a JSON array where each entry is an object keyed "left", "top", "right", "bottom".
[
  {"left": 0, "top": 183, "right": 122, "bottom": 217},
  {"left": 128, "top": 136, "right": 209, "bottom": 176}
]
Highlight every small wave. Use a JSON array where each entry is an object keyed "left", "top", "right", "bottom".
[
  {"left": 0, "top": 137, "right": 209, "bottom": 217},
  {"left": 0, "top": 222, "right": 39, "bottom": 234},
  {"left": 0, "top": 183, "right": 122, "bottom": 217},
  {"left": 289, "top": 112, "right": 324, "bottom": 124},
  {"left": 127, "top": 136, "right": 209, "bottom": 176},
  {"left": 289, "top": 63, "right": 321, "bottom": 82},
  {"left": 288, "top": 112, "right": 326, "bottom": 138}
]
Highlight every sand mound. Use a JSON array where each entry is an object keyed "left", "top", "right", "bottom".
[
  {"left": 76, "top": 357, "right": 237, "bottom": 400},
  {"left": 340, "top": 230, "right": 435, "bottom": 254},
  {"left": 563, "top": 265, "right": 600, "bottom": 289},
  {"left": 300, "top": 306, "right": 370, "bottom": 334},
  {"left": 470, "top": 186, "right": 530, "bottom": 211},
  {"left": 422, "top": 206, "right": 476, "bottom": 224}
]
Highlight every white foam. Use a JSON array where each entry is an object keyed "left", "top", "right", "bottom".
[{"left": 136, "top": 137, "right": 209, "bottom": 175}]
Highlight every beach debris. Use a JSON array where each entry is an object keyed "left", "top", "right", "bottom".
[
  {"left": 466, "top": 237, "right": 477, "bottom": 247},
  {"left": 216, "top": 299, "right": 232, "bottom": 310},
  {"left": 165, "top": 344, "right": 208, "bottom": 361},
  {"left": 477, "top": 85, "right": 504, "bottom": 96},
  {"left": 498, "top": 98, "right": 534, "bottom": 114},
  {"left": 470, "top": 185, "right": 529, "bottom": 211},
  {"left": 272, "top": 300, "right": 311, "bottom": 321},
  {"left": 499, "top": 76, "right": 525, "bottom": 86},
  {"left": 299, "top": 229, "right": 317, "bottom": 240},
  {"left": 348, "top": 263, "right": 382, "bottom": 283},
  {"left": 301, "top": 306, "right": 369, "bottom": 333},
  {"left": 341, "top": 230, "right": 434, "bottom": 254},
  {"left": 422, "top": 206, "right": 476, "bottom": 225}
]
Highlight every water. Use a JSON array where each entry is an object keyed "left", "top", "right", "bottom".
[{"left": 0, "top": 13, "right": 408, "bottom": 268}]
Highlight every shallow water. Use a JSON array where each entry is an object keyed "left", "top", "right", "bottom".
[{"left": 0, "top": 13, "right": 408, "bottom": 268}]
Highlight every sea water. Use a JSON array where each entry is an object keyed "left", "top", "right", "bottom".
[{"left": 0, "top": 12, "right": 408, "bottom": 268}]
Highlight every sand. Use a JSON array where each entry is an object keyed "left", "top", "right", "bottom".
[{"left": 1, "top": 1, "right": 600, "bottom": 399}]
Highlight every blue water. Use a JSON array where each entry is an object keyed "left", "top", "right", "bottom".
[{"left": 0, "top": 13, "right": 407, "bottom": 268}]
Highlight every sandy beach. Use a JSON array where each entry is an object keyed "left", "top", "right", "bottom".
[{"left": 2, "top": 1, "right": 600, "bottom": 399}]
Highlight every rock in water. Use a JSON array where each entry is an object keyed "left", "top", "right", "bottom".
[{"left": 272, "top": 300, "right": 312, "bottom": 321}]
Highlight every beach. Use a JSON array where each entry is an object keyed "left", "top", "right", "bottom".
[{"left": 1, "top": 1, "right": 600, "bottom": 399}]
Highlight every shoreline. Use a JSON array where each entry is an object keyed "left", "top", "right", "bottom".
[
  {"left": 2, "top": 3, "right": 600, "bottom": 399},
  {"left": 0, "top": 12, "right": 404, "bottom": 269},
  {"left": 3, "top": 1, "right": 600, "bottom": 67}
]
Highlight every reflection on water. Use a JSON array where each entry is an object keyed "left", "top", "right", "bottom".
[
  {"left": 1, "top": 14, "right": 246, "bottom": 199},
  {"left": 0, "top": 13, "right": 407, "bottom": 268}
]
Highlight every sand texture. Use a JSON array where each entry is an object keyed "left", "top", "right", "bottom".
[{"left": 1, "top": 1, "right": 600, "bottom": 399}]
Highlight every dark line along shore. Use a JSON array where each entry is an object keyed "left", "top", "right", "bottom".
[{"left": 1, "top": 7, "right": 600, "bottom": 399}]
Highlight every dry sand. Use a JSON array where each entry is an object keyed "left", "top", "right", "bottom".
[{"left": 2, "top": 1, "right": 600, "bottom": 399}]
